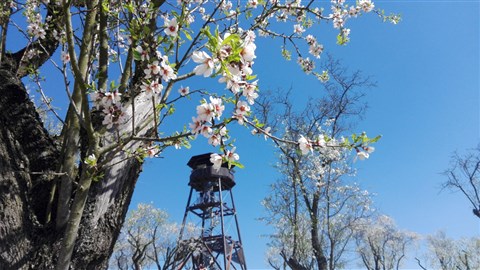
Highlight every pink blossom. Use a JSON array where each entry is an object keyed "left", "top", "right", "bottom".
[
  {"left": 248, "top": 0, "right": 259, "bottom": 8},
  {"left": 146, "top": 147, "right": 158, "bottom": 157},
  {"left": 141, "top": 79, "right": 163, "bottom": 97},
  {"left": 233, "top": 101, "right": 250, "bottom": 125},
  {"left": 101, "top": 91, "right": 122, "bottom": 107},
  {"left": 200, "top": 124, "right": 212, "bottom": 138},
  {"left": 359, "top": 0, "right": 375, "bottom": 12},
  {"left": 309, "top": 44, "right": 324, "bottom": 59},
  {"left": 102, "top": 104, "right": 126, "bottom": 129}
]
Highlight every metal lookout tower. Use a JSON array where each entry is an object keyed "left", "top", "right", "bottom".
[{"left": 174, "top": 153, "right": 247, "bottom": 270}]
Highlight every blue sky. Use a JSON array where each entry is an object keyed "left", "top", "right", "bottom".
[{"left": 131, "top": 1, "right": 480, "bottom": 269}]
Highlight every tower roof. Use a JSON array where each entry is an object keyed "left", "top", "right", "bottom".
[
  {"left": 187, "top": 153, "right": 235, "bottom": 169},
  {"left": 187, "top": 153, "right": 214, "bottom": 169}
]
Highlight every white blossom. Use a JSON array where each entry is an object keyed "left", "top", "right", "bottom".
[
  {"left": 164, "top": 17, "right": 179, "bottom": 36},
  {"left": 210, "top": 153, "right": 223, "bottom": 170},
  {"left": 61, "top": 51, "right": 70, "bottom": 64},
  {"left": 196, "top": 103, "right": 215, "bottom": 122},
  {"left": 359, "top": 0, "right": 375, "bottom": 12},
  {"left": 355, "top": 151, "right": 369, "bottom": 161},
  {"left": 298, "top": 135, "right": 313, "bottom": 155},
  {"left": 178, "top": 86, "right": 190, "bottom": 96},
  {"left": 159, "top": 61, "right": 177, "bottom": 82},
  {"left": 234, "top": 101, "right": 251, "bottom": 124},
  {"left": 135, "top": 46, "right": 149, "bottom": 61},
  {"left": 144, "top": 61, "right": 161, "bottom": 79},
  {"left": 192, "top": 51, "right": 215, "bottom": 77},
  {"left": 226, "top": 147, "right": 239, "bottom": 163},
  {"left": 293, "top": 24, "right": 305, "bottom": 35}
]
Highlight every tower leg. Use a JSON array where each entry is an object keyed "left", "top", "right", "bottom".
[
  {"left": 173, "top": 187, "right": 194, "bottom": 270},
  {"left": 217, "top": 177, "right": 228, "bottom": 270},
  {"left": 229, "top": 189, "right": 247, "bottom": 270}
]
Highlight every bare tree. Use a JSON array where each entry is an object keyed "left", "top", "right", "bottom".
[
  {"left": 443, "top": 145, "right": 480, "bottom": 218},
  {"left": 355, "top": 215, "right": 418, "bottom": 270},
  {"left": 109, "top": 203, "right": 192, "bottom": 270},
  {"left": 261, "top": 58, "right": 376, "bottom": 270},
  {"left": 416, "top": 231, "right": 480, "bottom": 270}
]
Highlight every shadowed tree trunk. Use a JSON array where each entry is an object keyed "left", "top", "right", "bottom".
[{"left": 0, "top": 64, "right": 146, "bottom": 269}]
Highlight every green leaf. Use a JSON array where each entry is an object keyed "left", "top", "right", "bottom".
[
  {"left": 281, "top": 48, "right": 291, "bottom": 61},
  {"left": 101, "top": 1, "right": 110, "bottom": 12},
  {"left": 167, "top": 105, "right": 175, "bottom": 115},
  {"left": 142, "top": 26, "right": 151, "bottom": 36},
  {"left": 230, "top": 161, "right": 245, "bottom": 169},
  {"left": 125, "top": 3, "right": 134, "bottom": 14},
  {"left": 92, "top": 172, "right": 105, "bottom": 182},
  {"left": 109, "top": 80, "right": 116, "bottom": 91},
  {"left": 183, "top": 30, "right": 192, "bottom": 41},
  {"left": 369, "top": 135, "right": 382, "bottom": 143},
  {"left": 222, "top": 33, "right": 240, "bottom": 46},
  {"left": 133, "top": 49, "right": 142, "bottom": 61},
  {"left": 336, "top": 33, "right": 348, "bottom": 45}
]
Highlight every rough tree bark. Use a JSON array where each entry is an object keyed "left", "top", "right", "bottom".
[{"left": 0, "top": 58, "right": 148, "bottom": 269}]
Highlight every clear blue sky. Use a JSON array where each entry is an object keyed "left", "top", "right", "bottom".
[{"left": 131, "top": 1, "right": 480, "bottom": 269}]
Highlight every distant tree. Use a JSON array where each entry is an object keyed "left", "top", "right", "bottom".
[
  {"left": 109, "top": 203, "right": 198, "bottom": 270},
  {"left": 442, "top": 145, "right": 480, "bottom": 218},
  {"left": 354, "top": 215, "right": 418, "bottom": 270},
  {"left": 415, "top": 231, "right": 480, "bottom": 270},
  {"left": 261, "top": 58, "right": 376, "bottom": 270}
]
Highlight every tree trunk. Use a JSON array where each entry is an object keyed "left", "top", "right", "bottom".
[{"left": 0, "top": 66, "right": 145, "bottom": 269}]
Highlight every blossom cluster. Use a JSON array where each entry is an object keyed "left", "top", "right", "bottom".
[
  {"left": 193, "top": 31, "right": 258, "bottom": 99},
  {"left": 297, "top": 57, "right": 315, "bottom": 74},
  {"left": 81, "top": 0, "right": 385, "bottom": 164},
  {"left": 306, "top": 35, "right": 324, "bottom": 59},
  {"left": 298, "top": 135, "right": 326, "bottom": 155},
  {"left": 90, "top": 91, "right": 127, "bottom": 129},
  {"left": 134, "top": 46, "right": 177, "bottom": 99},
  {"left": 355, "top": 146, "right": 375, "bottom": 162},
  {"left": 25, "top": 1, "right": 47, "bottom": 40},
  {"left": 209, "top": 148, "right": 239, "bottom": 170},
  {"left": 189, "top": 97, "right": 225, "bottom": 141},
  {"left": 188, "top": 30, "right": 260, "bottom": 164}
]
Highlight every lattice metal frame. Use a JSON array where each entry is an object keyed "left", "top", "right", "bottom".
[{"left": 174, "top": 154, "right": 247, "bottom": 270}]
